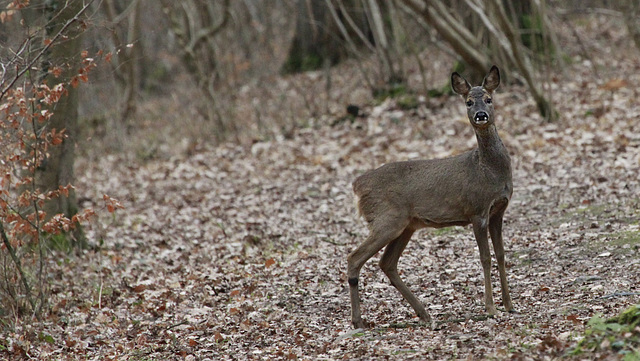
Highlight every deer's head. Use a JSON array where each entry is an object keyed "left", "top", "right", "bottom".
[{"left": 451, "top": 66, "right": 500, "bottom": 128}]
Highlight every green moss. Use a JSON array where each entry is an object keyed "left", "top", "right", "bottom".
[
  {"left": 282, "top": 53, "right": 324, "bottom": 74},
  {"left": 585, "top": 230, "right": 640, "bottom": 257},
  {"left": 609, "top": 231, "right": 640, "bottom": 247},
  {"left": 397, "top": 94, "right": 419, "bottom": 110},
  {"left": 373, "top": 83, "right": 409, "bottom": 102},
  {"left": 431, "top": 227, "right": 465, "bottom": 237},
  {"left": 427, "top": 84, "right": 454, "bottom": 98},
  {"left": 569, "top": 306, "right": 640, "bottom": 357},
  {"left": 575, "top": 203, "right": 609, "bottom": 215},
  {"left": 452, "top": 60, "right": 466, "bottom": 74},
  {"left": 47, "top": 233, "right": 73, "bottom": 253},
  {"left": 520, "top": 14, "right": 550, "bottom": 53},
  {"left": 608, "top": 305, "right": 640, "bottom": 328}
]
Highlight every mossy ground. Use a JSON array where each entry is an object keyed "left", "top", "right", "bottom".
[{"left": 570, "top": 305, "right": 640, "bottom": 359}]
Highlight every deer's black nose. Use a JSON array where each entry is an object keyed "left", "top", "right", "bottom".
[{"left": 474, "top": 111, "right": 489, "bottom": 123}]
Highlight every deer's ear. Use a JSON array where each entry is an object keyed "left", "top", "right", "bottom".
[
  {"left": 451, "top": 72, "right": 471, "bottom": 96},
  {"left": 482, "top": 66, "right": 500, "bottom": 93}
]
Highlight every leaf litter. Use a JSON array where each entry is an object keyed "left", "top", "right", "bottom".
[{"left": 3, "top": 23, "right": 640, "bottom": 361}]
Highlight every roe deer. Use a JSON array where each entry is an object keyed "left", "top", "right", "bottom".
[{"left": 348, "top": 66, "right": 513, "bottom": 329}]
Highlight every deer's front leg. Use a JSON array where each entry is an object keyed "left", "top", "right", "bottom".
[
  {"left": 472, "top": 216, "right": 497, "bottom": 315},
  {"left": 489, "top": 211, "right": 513, "bottom": 312}
]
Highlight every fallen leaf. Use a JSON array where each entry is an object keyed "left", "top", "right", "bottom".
[
  {"left": 599, "top": 78, "right": 627, "bottom": 91},
  {"left": 214, "top": 332, "right": 224, "bottom": 343},
  {"left": 265, "top": 258, "right": 276, "bottom": 268},
  {"left": 566, "top": 314, "right": 581, "bottom": 324}
]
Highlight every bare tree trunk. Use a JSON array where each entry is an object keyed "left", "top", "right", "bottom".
[
  {"left": 37, "top": 0, "right": 85, "bottom": 246},
  {"left": 399, "top": 0, "right": 557, "bottom": 121},
  {"left": 484, "top": 0, "right": 556, "bottom": 121},
  {"left": 283, "top": 0, "right": 380, "bottom": 74},
  {"left": 283, "top": 0, "right": 355, "bottom": 73},
  {"left": 161, "top": 0, "right": 232, "bottom": 142},
  {"left": 103, "top": 0, "right": 143, "bottom": 124},
  {"left": 399, "top": 0, "right": 491, "bottom": 77},
  {"left": 366, "top": 0, "right": 394, "bottom": 80},
  {"left": 625, "top": 0, "right": 640, "bottom": 50}
]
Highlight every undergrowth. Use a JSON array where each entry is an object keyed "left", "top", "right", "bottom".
[{"left": 569, "top": 305, "right": 640, "bottom": 359}]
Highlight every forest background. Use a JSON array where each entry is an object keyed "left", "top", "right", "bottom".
[{"left": 1, "top": 0, "right": 640, "bottom": 359}]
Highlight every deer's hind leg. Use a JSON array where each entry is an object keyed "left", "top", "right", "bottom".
[
  {"left": 379, "top": 227, "right": 431, "bottom": 324},
  {"left": 348, "top": 216, "right": 409, "bottom": 329}
]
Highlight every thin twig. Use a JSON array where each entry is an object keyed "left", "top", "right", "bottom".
[
  {"left": 336, "top": 0, "right": 376, "bottom": 52},
  {"left": 324, "top": 0, "right": 375, "bottom": 90},
  {"left": 98, "top": 279, "right": 103, "bottom": 309},
  {"left": 0, "top": 221, "right": 39, "bottom": 320},
  {"left": 167, "top": 320, "right": 189, "bottom": 329},
  {"left": 598, "top": 291, "right": 640, "bottom": 299},
  {"left": 185, "top": 0, "right": 231, "bottom": 55},
  {"left": 319, "top": 237, "right": 348, "bottom": 246}
]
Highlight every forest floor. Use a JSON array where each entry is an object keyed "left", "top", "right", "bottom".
[{"left": 3, "top": 18, "right": 640, "bottom": 361}]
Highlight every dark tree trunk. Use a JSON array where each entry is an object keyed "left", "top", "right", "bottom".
[
  {"left": 282, "top": 0, "right": 371, "bottom": 73},
  {"left": 37, "top": 0, "right": 85, "bottom": 246}
]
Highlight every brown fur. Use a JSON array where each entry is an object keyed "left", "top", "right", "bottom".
[{"left": 347, "top": 66, "right": 514, "bottom": 329}]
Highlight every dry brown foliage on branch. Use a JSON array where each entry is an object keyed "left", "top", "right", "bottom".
[{"left": 0, "top": 0, "right": 120, "bottom": 323}]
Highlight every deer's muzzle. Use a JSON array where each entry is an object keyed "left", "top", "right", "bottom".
[{"left": 474, "top": 111, "right": 489, "bottom": 124}]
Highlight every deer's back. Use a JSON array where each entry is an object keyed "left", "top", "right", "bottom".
[{"left": 353, "top": 151, "right": 512, "bottom": 227}]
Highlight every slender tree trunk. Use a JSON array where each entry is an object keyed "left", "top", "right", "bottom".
[
  {"left": 625, "top": 0, "right": 640, "bottom": 50},
  {"left": 283, "top": 0, "right": 371, "bottom": 73},
  {"left": 161, "top": 0, "right": 231, "bottom": 142},
  {"left": 103, "top": 0, "right": 143, "bottom": 124},
  {"left": 484, "top": 0, "right": 556, "bottom": 121},
  {"left": 399, "top": 0, "right": 490, "bottom": 77},
  {"left": 37, "top": 0, "right": 85, "bottom": 246}
]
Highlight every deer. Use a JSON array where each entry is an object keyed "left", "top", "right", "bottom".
[{"left": 347, "top": 66, "right": 513, "bottom": 329}]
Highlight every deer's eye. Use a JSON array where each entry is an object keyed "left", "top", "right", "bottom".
[
  {"left": 485, "top": 98, "right": 492, "bottom": 104},
  {"left": 466, "top": 100, "right": 473, "bottom": 107}
]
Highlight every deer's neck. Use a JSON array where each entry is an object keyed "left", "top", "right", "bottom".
[{"left": 475, "top": 125, "right": 510, "bottom": 169}]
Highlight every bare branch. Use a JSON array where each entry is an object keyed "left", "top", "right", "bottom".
[
  {"left": 109, "top": 0, "right": 142, "bottom": 24},
  {"left": 335, "top": 0, "right": 376, "bottom": 53},
  {"left": 324, "top": 0, "right": 374, "bottom": 89},
  {"left": 484, "top": 0, "right": 556, "bottom": 120},
  {"left": 0, "top": 221, "right": 39, "bottom": 320},
  {"left": 0, "top": 0, "right": 94, "bottom": 101},
  {"left": 185, "top": 0, "right": 231, "bottom": 55},
  {"left": 399, "top": 0, "right": 490, "bottom": 75}
]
